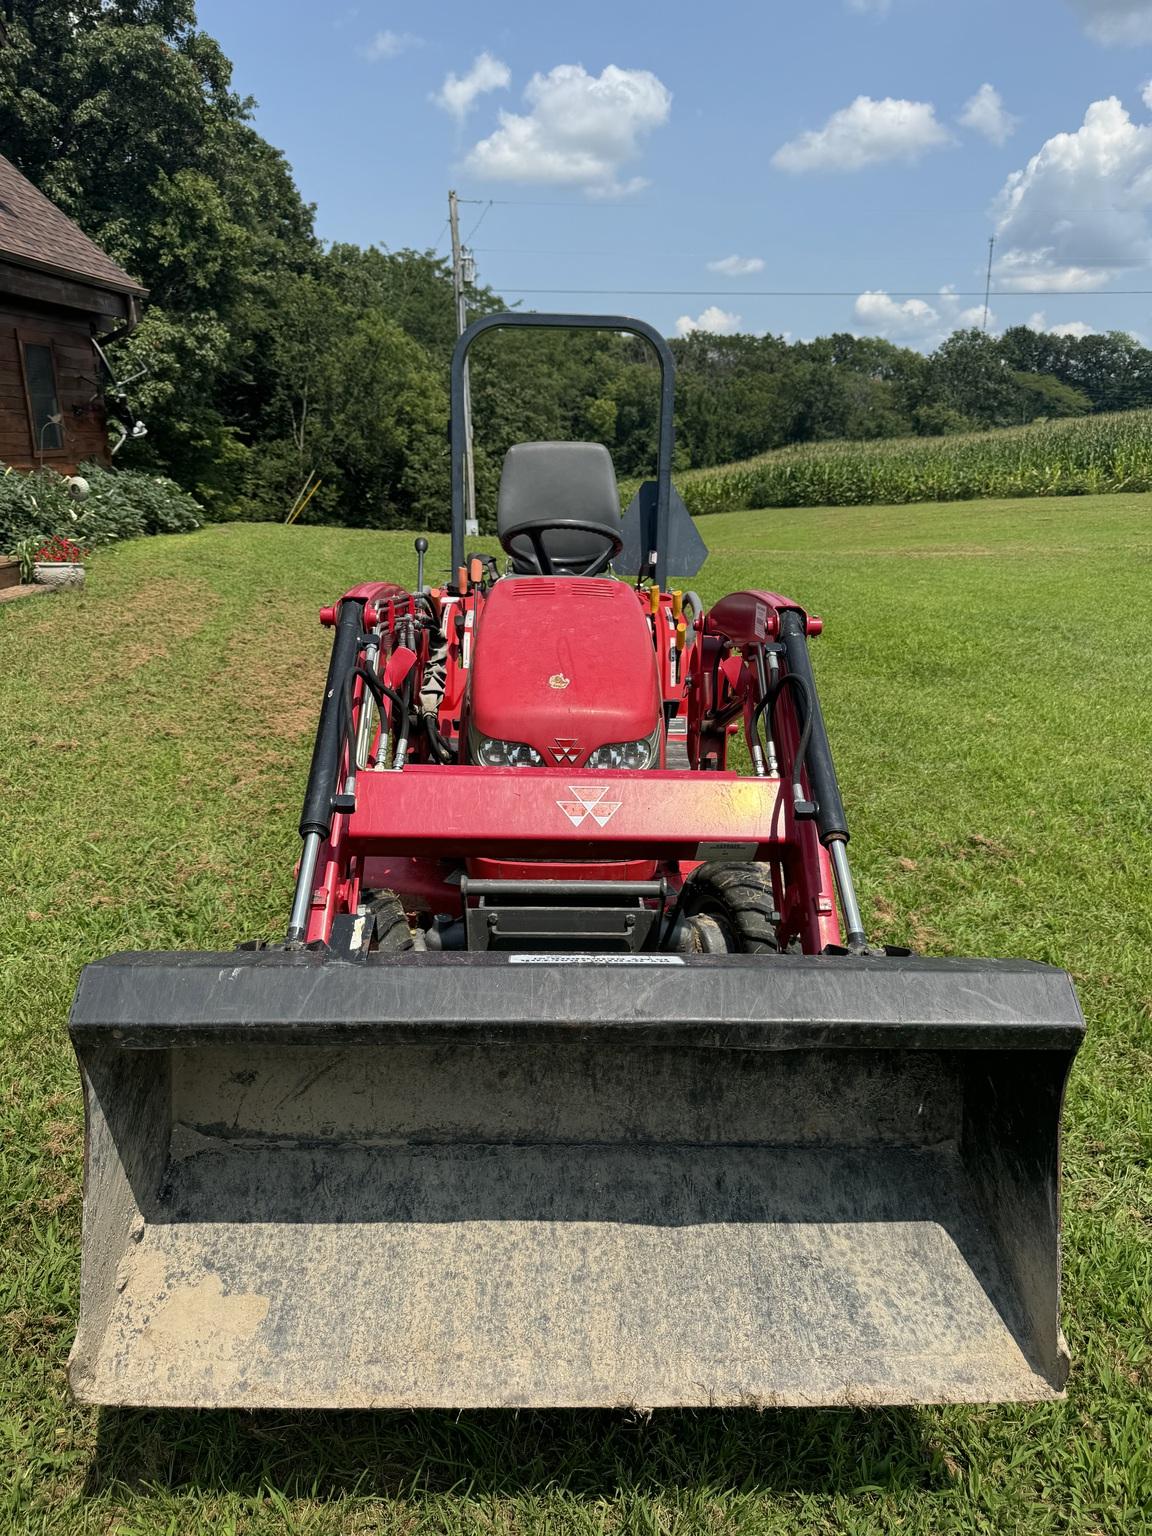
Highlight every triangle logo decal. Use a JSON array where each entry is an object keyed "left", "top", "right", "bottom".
[{"left": 555, "top": 785, "right": 622, "bottom": 828}]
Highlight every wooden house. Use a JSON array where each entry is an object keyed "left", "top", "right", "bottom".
[{"left": 0, "top": 153, "right": 147, "bottom": 474}]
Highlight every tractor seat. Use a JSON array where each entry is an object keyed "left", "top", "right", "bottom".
[{"left": 497, "top": 441, "right": 622, "bottom": 576}]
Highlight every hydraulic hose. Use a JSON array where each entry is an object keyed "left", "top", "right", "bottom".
[
  {"left": 753, "top": 672, "right": 814, "bottom": 815},
  {"left": 343, "top": 665, "right": 406, "bottom": 776},
  {"left": 424, "top": 713, "right": 456, "bottom": 763}
]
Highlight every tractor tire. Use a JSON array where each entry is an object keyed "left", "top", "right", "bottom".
[
  {"left": 365, "top": 891, "right": 415, "bottom": 953},
  {"left": 678, "top": 862, "right": 780, "bottom": 954}
]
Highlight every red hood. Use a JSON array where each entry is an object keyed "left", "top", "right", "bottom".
[{"left": 469, "top": 578, "right": 661, "bottom": 766}]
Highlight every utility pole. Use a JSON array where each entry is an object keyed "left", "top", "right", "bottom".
[
  {"left": 982, "top": 235, "right": 996, "bottom": 333},
  {"left": 449, "top": 190, "right": 478, "bottom": 537}
]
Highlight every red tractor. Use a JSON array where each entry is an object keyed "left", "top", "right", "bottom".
[{"left": 69, "top": 314, "right": 1083, "bottom": 1413}]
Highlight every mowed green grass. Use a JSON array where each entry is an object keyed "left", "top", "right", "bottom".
[{"left": 1, "top": 498, "right": 1150, "bottom": 1535}]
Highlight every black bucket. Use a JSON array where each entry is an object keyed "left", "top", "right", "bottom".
[{"left": 67, "top": 950, "right": 1083, "bottom": 1409}]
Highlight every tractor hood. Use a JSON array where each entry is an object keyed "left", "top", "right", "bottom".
[{"left": 469, "top": 578, "right": 662, "bottom": 768}]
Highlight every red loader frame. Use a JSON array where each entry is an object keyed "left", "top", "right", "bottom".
[{"left": 291, "top": 575, "right": 859, "bottom": 959}]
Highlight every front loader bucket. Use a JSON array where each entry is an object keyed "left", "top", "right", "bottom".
[{"left": 68, "top": 950, "right": 1083, "bottom": 1410}]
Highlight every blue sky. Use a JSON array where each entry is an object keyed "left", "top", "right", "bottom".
[{"left": 197, "top": 0, "right": 1152, "bottom": 346}]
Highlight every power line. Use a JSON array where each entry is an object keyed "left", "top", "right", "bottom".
[
  {"left": 463, "top": 200, "right": 494, "bottom": 244},
  {"left": 452, "top": 197, "right": 653, "bottom": 208},
  {"left": 475, "top": 247, "right": 1146, "bottom": 264},
  {"left": 492, "top": 286, "right": 1152, "bottom": 298},
  {"left": 456, "top": 197, "right": 1151, "bottom": 215},
  {"left": 478, "top": 250, "right": 1152, "bottom": 266},
  {"left": 474, "top": 246, "right": 623, "bottom": 257}
]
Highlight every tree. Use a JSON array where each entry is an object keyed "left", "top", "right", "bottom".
[
  {"left": 112, "top": 306, "right": 242, "bottom": 506},
  {"left": 323, "top": 317, "right": 449, "bottom": 528},
  {"left": 1011, "top": 372, "right": 1093, "bottom": 421},
  {"left": 998, "top": 325, "right": 1069, "bottom": 379},
  {"left": 929, "top": 330, "right": 1023, "bottom": 427},
  {"left": 1058, "top": 331, "right": 1152, "bottom": 413},
  {"left": 0, "top": 0, "right": 317, "bottom": 498}
]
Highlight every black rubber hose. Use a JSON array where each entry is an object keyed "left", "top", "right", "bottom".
[
  {"left": 424, "top": 713, "right": 455, "bottom": 763},
  {"left": 753, "top": 671, "right": 814, "bottom": 812},
  {"left": 777, "top": 607, "right": 849, "bottom": 844},
  {"left": 343, "top": 665, "right": 406, "bottom": 778},
  {"left": 299, "top": 598, "right": 365, "bottom": 839}
]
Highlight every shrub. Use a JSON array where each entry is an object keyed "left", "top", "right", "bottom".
[
  {"left": 0, "top": 468, "right": 73, "bottom": 548},
  {"left": 0, "top": 463, "right": 201, "bottom": 558},
  {"left": 78, "top": 463, "right": 203, "bottom": 536}
]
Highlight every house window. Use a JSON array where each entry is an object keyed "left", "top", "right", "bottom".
[{"left": 21, "top": 341, "right": 63, "bottom": 454}]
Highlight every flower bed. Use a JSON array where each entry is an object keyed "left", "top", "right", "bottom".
[{"left": 0, "top": 463, "right": 202, "bottom": 574}]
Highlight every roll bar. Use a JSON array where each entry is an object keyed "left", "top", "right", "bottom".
[{"left": 450, "top": 312, "right": 677, "bottom": 588}]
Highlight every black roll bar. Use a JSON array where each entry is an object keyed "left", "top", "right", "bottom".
[{"left": 450, "top": 312, "right": 677, "bottom": 588}]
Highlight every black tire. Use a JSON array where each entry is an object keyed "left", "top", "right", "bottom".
[
  {"left": 678, "top": 862, "right": 780, "bottom": 954},
  {"left": 364, "top": 891, "right": 414, "bottom": 953}
]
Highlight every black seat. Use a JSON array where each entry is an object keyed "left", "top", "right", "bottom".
[{"left": 497, "top": 442, "right": 621, "bottom": 575}]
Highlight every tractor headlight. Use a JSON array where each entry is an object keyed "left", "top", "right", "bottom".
[
  {"left": 584, "top": 725, "right": 662, "bottom": 771},
  {"left": 470, "top": 730, "right": 545, "bottom": 768}
]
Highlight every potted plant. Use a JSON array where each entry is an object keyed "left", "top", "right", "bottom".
[
  {"left": 10, "top": 536, "right": 40, "bottom": 585},
  {"left": 29, "top": 533, "right": 89, "bottom": 589}
]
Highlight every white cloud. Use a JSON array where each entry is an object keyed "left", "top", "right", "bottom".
[
  {"left": 992, "top": 97, "right": 1152, "bottom": 291},
  {"left": 360, "top": 29, "right": 420, "bottom": 61},
  {"left": 1067, "top": 1, "right": 1152, "bottom": 44},
  {"left": 433, "top": 52, "right": 511, "bottom": 121},
  {"left": 1143, "top": 79, "right": 1152, "bottom": 109},
  {"left": 675, "top": 306, "right": 741, "bottom": 337},
  {"left": 1027, "top": 311, "right": 1097, "bottom": 337},
  {"left": 706, "top": 254, "right": 765, "bottom": 276},
  {"left": 464, "top": 64, "right": 671, "bottom": 196},
  {"left": 847, "top": 0, "right": 891, "bottom": 11},
  {"left": 854, "top": 287, "right": 994, "bottom": 345},
  {"left": 772, "top": 96, "right": 953, "bottom": 173},
  {"left": 959, "top": 84, "right": 1018, "bottom": 145},
  {"left": 854, "top": 292, "right": 942, "bottom": 340}
]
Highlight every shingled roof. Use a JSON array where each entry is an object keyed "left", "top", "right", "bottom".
[{"left": 0, "top": 153, "right": 147, "bottom": 297}]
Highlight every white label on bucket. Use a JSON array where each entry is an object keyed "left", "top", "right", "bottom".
[
  {"left": 508, "top": 954, "right": 686, "bottom": 966},
  {"left": 695, "top": 842, "right": 758, "bottom": 860}
]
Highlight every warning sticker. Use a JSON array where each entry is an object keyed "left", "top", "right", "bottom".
[{"left": 508, "top": 954, "right": 686, "bottom": 966}]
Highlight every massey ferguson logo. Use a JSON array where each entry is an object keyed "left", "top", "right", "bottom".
[
  {"left": 556, "top": 785, "right": 622, "bottom": 829},
  {"left": 551, "top": 738, "right": 580, "bottom": 763}
]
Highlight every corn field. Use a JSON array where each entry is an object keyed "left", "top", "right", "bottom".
[{"left": 637, "top": 411, "right": 1152, "bottom": 515}]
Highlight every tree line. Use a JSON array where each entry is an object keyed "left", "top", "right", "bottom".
[{"left": 3, "top": 1, "right": 1150, "bottom": 529}]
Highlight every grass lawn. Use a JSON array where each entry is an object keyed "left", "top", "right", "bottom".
[{"left": 1, "top": 495, "right": 1150, "bottom": 1534}]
